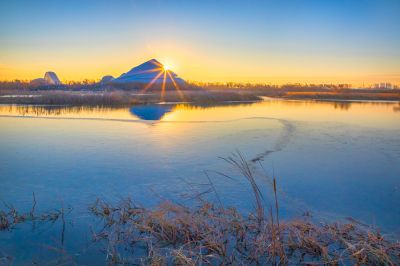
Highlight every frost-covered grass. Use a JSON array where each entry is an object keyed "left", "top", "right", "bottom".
[
  {"left": 0, "top": 90, "right": 261, "bottom": 106},
  {"left": 89, "top": 153, "right": 400, "bottom": 265},
  {"left": 283, "top": 91, "right": 400, "bottom": 101},
  {"left": 1, "top": 153, "right": 399, "bottom": 265},
  {"left": 90, "top": 199, "right": 400, "bottom": 265},
  {"left": 1, "top": 80, "right": 399, "bottom": 106}
]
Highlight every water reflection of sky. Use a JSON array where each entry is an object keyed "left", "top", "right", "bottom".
[
  {"left": 0, "top": 99, "right": 399, "bottom": 263},
  {"left": 0, "top": 100, "right": 399, "bottom": 129}
]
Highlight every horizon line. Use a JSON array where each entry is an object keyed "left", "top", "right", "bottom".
[{"left": 0, "top": 78, "right": 399, "bottom": 88}]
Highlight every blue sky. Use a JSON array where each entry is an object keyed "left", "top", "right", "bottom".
[{"left": 1, "top": 0, "right": 399, "bottom": 84}]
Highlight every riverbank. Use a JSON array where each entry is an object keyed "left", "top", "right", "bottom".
[
  {"left": 280, "top": 91, "right": 400, "bottom": 101},
  {"left": 0, "top": 90, "right": 261, "bottom": 106},
  {"left": 1, "top": 86, "right": 399, "bottom": 107}
]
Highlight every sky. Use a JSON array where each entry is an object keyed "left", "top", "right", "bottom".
[{"left": 0, "top": 0, "right": 399, "bottom": 85}]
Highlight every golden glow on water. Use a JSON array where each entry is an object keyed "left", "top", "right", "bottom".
[
  {"left": 0, "top": 105, "right": 137, "bottom": 120},
  {"left": 0, "top": 100, "right": 399, "bottom": 130},
  {"left": 161, "top": 101, "right": 400, "bottom": 128}
]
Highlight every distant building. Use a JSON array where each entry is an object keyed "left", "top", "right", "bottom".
[
  {"left": 112, "top": 59, "right": 185, "bottom": 85},
  {"left": 374, "top": 82, "right": 393, "bottom": 89},
  {"left": 338, "top": 84, "right": 352, "bottom": 89},
  {"left": 30, "top": 78, "right": 48, "bottom": 86},
  {"left": 44, "top": 71, "right": 62, "bottom": 85},
  {"left": 30, "top": 71, "right": 62, "bottom": 86},
  {"left": 100, "top": 75, "right": 114, "bottom": 84}
]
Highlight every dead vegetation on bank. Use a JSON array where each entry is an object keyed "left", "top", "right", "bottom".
[
  {"left": 0, "top": 193, "right": 70, "bottom": 232},
  {"left": 90, "top": 153, "right": 400, "bottom": 265},
  {"left": 282, "top": 91, "right": 400, "bottom": 101},
  {"left": 90, "top": 199, "right": 400, "bottom": 265},
  {"left": 1, "top": 80, "right": 400, "bottom": 106},
  {"left": 1, "top": 153, "right": 399, "bottom": 265},
  {"left": 0, "top": 90, "right": 261, "bottom": 106}
]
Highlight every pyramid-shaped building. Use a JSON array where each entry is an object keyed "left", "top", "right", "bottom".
[{"left": 113, "top": 59, "right": 185, "bottom": 84}]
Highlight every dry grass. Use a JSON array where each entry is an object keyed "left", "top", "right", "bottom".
[
  {"left": 1, "top": 153, "right": 399, "bottom": 265},
  {"left": 0, "top": 90, "right": 261, "bottom": 106},
  {"left": 89, "top": 152, "right": 400, "bottom": 265},
  {"left": 2, "top": 80, "right": 400, "bottom": 106},
  {"left": 90, "top": 200, "right": 400, "bottom": 265},
  {"left": 0, "top": 193, "right": 69, "bottom": 231},
  {"left": 0, "top": 91, "right": 140, "bottom": 106},
  {"left": 284, "top": 91, "right": 400, "bottom": 101}
]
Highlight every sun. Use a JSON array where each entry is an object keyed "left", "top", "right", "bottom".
[{"left": 163, "top": 64, "right": 171, "bottom": 71}]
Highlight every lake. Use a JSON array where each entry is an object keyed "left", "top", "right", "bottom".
[{"left": 1, "top": 99, "right": 399, "bottom": 263}]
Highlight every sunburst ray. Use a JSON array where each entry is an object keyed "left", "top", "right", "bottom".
[
  {"left": 167, "top": 71, "right": 185, "bottom": 101},
  {"left": 134, "top": 67, "right": 163, "bottom": 75},
  {"left": 161, "top": 71, "right": 167, "bottom": 102},
  {"left": 141, "top": 70, "right": 164, "bottom": 93}
]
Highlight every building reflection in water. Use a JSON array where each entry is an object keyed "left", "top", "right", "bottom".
[{"left": 130, "top": 104, "right": 174, "bottom": 120}]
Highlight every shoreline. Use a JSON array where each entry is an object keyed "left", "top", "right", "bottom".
[
  {"left": 274, "top": 97, "right": 400, "bottom": 104},
  {"left": 0, "top": 97, "right": 398, "bottom": 111},
  {"left": 1, "top": 89, "right": 400, "bottom": 106}
]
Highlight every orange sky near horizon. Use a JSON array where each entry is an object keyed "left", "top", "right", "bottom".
[
  {"left": 1, "top": 49, "right": 399, "bottom": 87},
  {"left": 1, "top": 1, "right": 399, "bottom": 87},
  {"left": 1, "top": 41, "right": 399, "bottom": 86}
]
